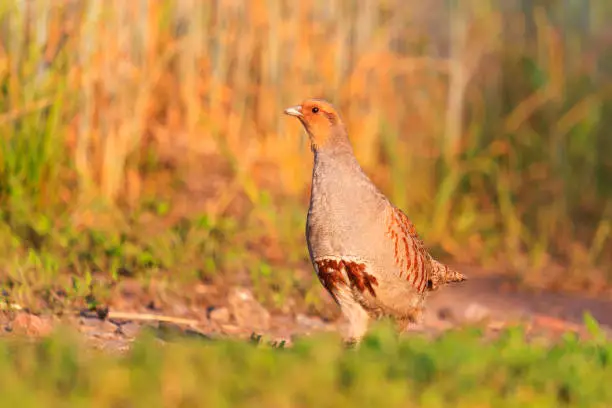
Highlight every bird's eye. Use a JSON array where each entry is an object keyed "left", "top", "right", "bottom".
[{"left": 312, "top": 107, "right": 319, "bottom": 113}]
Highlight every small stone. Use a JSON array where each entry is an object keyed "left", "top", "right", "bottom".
[
  {"left": 11, "top": 313, "right": 53, "bottom": 337},
  {"left": 221, "top": 324, "right": 245, "bottom": 336},
  {"left": 146, "top": 300, "right": 161, "bottom": 311},
  {"left": 296, "top": 314, "right": 328, "bottom": 331},
  {"left": 464, "top": 303, "right": 490, "bottom": 323},
  {"left": 279, "top": 298, "right": 296, "bottom": 314},
  {"left": 487, "top": 320, "right": 507, "bottom": 331},
  {"left": 170, "top": 303, "right": 190, "bottom": 316},
  {"left": 228, "top": 287, "right": 271, "bottom": 332},
  {"left": 117, "top": 322, "right": 141, "bottom": 338},
  {"left": 195, "top": 284, "right": 217, "bottom": 295},
  {"left": 209, "top": 307, "right": 230, "bottom": 324},
  {"left": 437, "top": 307, "right": 455, "bottom": 321},
  {"left": 79, "top": 317, "right": 119, "bottom": 334}
]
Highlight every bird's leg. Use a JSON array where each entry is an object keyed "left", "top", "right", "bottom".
[
  {"left": 394, "top": 308, "right": 425, "bottom": 335},
  {"left": 340, "top": 299, "right": 370, "bottom": 346}
]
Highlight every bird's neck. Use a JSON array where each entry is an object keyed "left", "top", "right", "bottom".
[
  {"left": 312, "top": 144, "right": 361, "bottom": 175},
  {"left": 310, "top": 143, "right": 379, "bottom": 202}
]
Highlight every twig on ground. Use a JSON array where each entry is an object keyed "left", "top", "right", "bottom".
[{"left": 80, "top": 310, "right": 199, "bottom": 326}]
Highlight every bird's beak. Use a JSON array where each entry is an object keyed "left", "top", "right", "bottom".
[{"left": 284, "top": 105, "right": 303, "bottom": 117}]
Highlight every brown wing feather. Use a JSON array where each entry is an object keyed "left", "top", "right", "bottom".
[{"left": 385, "top": 206, "right": 433, "bottom": 293}]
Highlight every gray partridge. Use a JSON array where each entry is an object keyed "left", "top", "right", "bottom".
[{"left": 284, "top": 98, "right": 466, "bottom": 344}]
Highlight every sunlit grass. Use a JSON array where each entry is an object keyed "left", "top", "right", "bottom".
[{"left": 0, "top": 320, "right": 610, "bottom": 407}]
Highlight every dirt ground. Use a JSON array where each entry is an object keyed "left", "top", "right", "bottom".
[{"left": 3, "top": 264, "right": 610, "bottom": 352}]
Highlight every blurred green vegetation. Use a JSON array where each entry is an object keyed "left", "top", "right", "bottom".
[
  {"left": 0, "top": 320, "right": 610, "bottom": 407},
  {"left": 0, "top": 0, "right": 611, "bottom": 313}
]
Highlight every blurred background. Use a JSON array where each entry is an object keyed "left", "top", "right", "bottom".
[{"left": 1, "top": 0, "right": 611, "bottom": 316}]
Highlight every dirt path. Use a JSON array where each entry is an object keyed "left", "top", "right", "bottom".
[
  {"left": 423, "top": 273, "right": 612, "bottom": 336},
  {"left": 428, "top": 274, "right": 612, "bottom": 326},
  {"left": 82, "top": 273, "right": 612, "bottom": 351},
  {"left": 4, "top": 270, "right": 611, "bottom": 352}
]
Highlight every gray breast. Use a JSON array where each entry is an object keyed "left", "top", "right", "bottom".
[{"left": 306, "top": 150, "right": 390, "bottom": 263}]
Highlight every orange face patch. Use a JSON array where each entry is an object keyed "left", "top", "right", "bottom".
[{"left": 294, "top": 99, "right": 342, "bottom": 150}]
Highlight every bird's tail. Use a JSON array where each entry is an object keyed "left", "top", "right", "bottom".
[{"left": 428, "top": 259, "right": 466, "bottom": 291}]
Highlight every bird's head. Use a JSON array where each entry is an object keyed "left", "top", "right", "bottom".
[{"left": 283, "top": 99, "right": 348, "bottom": 152}]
